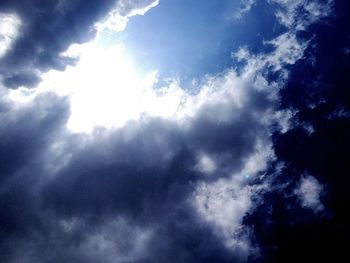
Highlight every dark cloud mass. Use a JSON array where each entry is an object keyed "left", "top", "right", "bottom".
[
  {"left": 0, "top": 0, "right": 156, "bottom": 88},
  {"left": 0, "top": 86, "right": 272, "bottom": 262},
  {"left": 0, "top": 0, "right": 349, "bottom": 262}
]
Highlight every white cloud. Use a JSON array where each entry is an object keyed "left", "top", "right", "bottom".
[
  {"left": 295, "top": 175, "right": 324, "bottom": 212},
  {"left": 269, "top": 0, "right": 333, "bottom": 30},
  {"left": 275, "top": 109, "right": 296, "bottom": 133},
  {"left": 234, "top": 0, "right": 256, "bottom": 19},
  {"left": 96, "top": 0, "right": 160, "bottom": 32},
  {"left": 233, "top": 32, "right": 308, "bottom": 75},
  {"left": 193, "top": 136, "right": 272, "bottom": 255},
  {"left": 0, "top": 12, "right": 21, "bottom": 58},
  {"left": 266, "top": 32, "right": 309, "bottom": 70},
  {"left": 194, "top": 176, "right": 254, "bottom": 253}
]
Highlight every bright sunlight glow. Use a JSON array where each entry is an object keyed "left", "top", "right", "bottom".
[
  {"left": 7, "top": 34, "right": 248, "bottom": 134},
  {"left": 5, "top": 0, "right": 188, "bottom": 134},
  {"left": 33, "top": 38, "right": 187, "bottom": 133}
]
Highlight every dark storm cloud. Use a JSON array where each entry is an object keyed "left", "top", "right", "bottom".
[
  {"left": 0, "top": 0, "right": 157, "bottom": 88},
  {"left": 0, "top": 93, "right": 69, "bottom": 181},
  {"left": 0, "top": 92, "right": 69, "bottom": 261}
]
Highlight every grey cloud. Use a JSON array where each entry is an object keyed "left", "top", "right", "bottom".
[
  {"left": 0, "top": 0, "right": 336, "bottom": 262},
  {"left": 0, "top": 0, "right": 158, "bottom": 89},
  {"left": 42, "top": 87, "right": 273, "bottom": 221},
  {"left": 0, "top": 92, "right": 69, "bottom": 262},
  {"left": 0, "top": 92, "right": 69, "bottom": 181},
  {"left": 0, "top": 63, "right": 278, "bottom": 262}
]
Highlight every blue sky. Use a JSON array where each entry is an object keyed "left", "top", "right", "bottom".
[
  {"left": 0, "top": 0, "right": 349, "bottom": 262},
  {"left": 119, "top": 0, "right": 282, "bottom": 82}
]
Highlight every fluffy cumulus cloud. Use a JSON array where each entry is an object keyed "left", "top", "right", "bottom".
[{"left": 1, "top": 0, "right": 347, "bottom": 262}]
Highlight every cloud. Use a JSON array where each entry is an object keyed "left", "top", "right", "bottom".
[
  {"left": 0, "top": 30, "right": 300, "bottom": 260},
  {"left": 0, "top": 42, "right": 282, "bottom": 261},
  {"left": 268, "top": 0, "right": 333, "bottom": 29},
  {"left": 193, "top": 175, "right": 267, "bottom": 258},
  {"left": 97, "top": 0, "right": 160, "bottom": 32},
  {"left": 247, "top": 1, "right": 350, "bottom": 261},
  {"left": 0, "top": 0, "right": 159, "bottom": 89},
  {"left": 194, "top": 153, "right": 217, "bottom": 174},
  {"left": 0, "top": 0, "right": 339, "bottom": 262},
  {"left": 0, "top": 12, "right": 21, "bottom": 58},
  {"left": 234, "top": 0, "right": 256, "bottom": 19},
  {"left": 295, "top": 175, "right": 324, "bottom": 211}
]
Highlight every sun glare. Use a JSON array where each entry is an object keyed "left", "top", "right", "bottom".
[
  {"left": 35, "top": 36, "right": 187, "bottom": 133},
  {"left": 65, "top": 43, "right": 150, "bottom": 132}
]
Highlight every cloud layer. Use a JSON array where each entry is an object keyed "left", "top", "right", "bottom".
[{"left": 1, "top": 0, "right": 348, "bottom": 262}]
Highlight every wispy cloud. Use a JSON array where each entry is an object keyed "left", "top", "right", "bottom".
[{"left": 234, "top": 0, "right": 256, "bottom": 19}]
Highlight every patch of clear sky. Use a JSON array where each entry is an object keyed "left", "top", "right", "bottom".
[{"left": 111, "top": 0, "right": 284, "bottom": 87}]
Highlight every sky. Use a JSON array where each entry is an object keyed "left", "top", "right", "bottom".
[{"left": 0, "top": 0, "right": 349, "bottom": 262}]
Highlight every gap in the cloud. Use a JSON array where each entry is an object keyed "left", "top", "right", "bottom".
[{"left": 118, "top": 0, "right": 284, "bottom": 88}]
